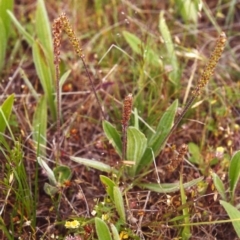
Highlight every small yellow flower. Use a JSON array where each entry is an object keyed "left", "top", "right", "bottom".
[
  {"left": 215, "top": 146, "right": 224, "bottom": 159},
  {"left": 120, "top": 231, "right": 129, "bottom": 239},
  {"left": 65, "top": 220, "right": 80, "bottom": 229},
  {"left": 101, "top": 214, "right": 109, "bottom": 221}
]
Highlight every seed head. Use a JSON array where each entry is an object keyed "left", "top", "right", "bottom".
[{"left": 192, "top": 32, "right": 227, "bottom": 96}]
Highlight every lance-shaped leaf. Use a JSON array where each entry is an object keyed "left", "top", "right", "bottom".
[
  {"left": 70, "top": 157, "right": 114, "bottom": 173},
  {"left": 100, "top": 175, "right": 116, "bottom": 201},
  {"left": 95, "top": 217, "right": 112, "bottom": 240},
  {"left": 103, "top": 120, "right": 122, "bottom": 157},
  {"left": 0, "top": 94, "right": 14, "bottom": 134},
  {"left": 137, "top": 100, "right": 178, "bottom": 173},
  {"left": 32, "top": 95, "right": 47, "bottom": 157},
  {"left": 220, "top": 200, "right": 240, "bottom": 237},
  {"left": 32, "top": 40, "right": 56, "bottom": 121},
  {"left": 126, "top": 127, "right": 147, "bottom": 176},
  {"left": 139, "top": 176, "right": 204, "bottom": 193},
  {"left": 159, "top": 11, "right": 180, "bottom": 86},
  {"left": 150, "top": 99, "right": 178, "bottom": 155},
  {"left": 113, "top": 186, "right": 126, "bottom": 223},
  {"left": 229, "top": 151, "right": 240, "bottom": 202}
]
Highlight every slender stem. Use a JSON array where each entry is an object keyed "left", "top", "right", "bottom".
[
  {"left": 122, "top": 125, "right": 127, "bottom": 160},
  {"left": 55, "top": 63, "right": 60, "bottom": 164},
  {"left": 80, "top": 57, "right": 106, "bottom": 120}
]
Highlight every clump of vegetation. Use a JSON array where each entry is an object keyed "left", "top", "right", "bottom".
[{"left": 0, "top": 0, "right": 240, "bottom": 239}]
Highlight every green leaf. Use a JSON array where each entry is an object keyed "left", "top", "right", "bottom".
[
  {"left": 150, "top": 99, "right": 178, "bottom": 155},
  {"left": 43, "top": 182, "right": 58, "bottom": 196},
  {"left": 211, "top": 172, "right": 226, "bottom": 201},
  {"left": 37, "top": 157, "right": 57, "bottom": 186},
  {"left": 36, "top": 0, "right": 54, "bottom": 77},
  {"left": 229, "top": 151, "right": 240, "bottom": 201},
  {"left": 220, "top": 200, "right": 240, "bottom": 237},
  {"left": 0, "top": 217, "right": 12, "bottom": 239},
  {"left": 0, "top": 0, "right": 13, "bottom": 37},
  {"left": 0, "top": 94, "right": 14, "bottom": 134},
  {"left": 188, "top": 142, "right": 203, "bottom": 165},
  {"left": 136, "top": 147, "right": 153, "bottom": 174},
  {"left": 127, "top": 127, "right": 147, "bottom": 175},
  {"left": 175, "top": 0, "right": 200, "bottom": 23},
  {"left": 110, "top": 224, "right": 120, "bottom": 240},
  {"left": 59, "top": 70, "right": 72, "bottom": 88},
  {"left": 159, "top": 11, "right": 180, "bottom": 86},
  {"left": 179, "top": 174, "right": 191, "bottom": 240},
  {"left": 113, "top": 186, "right": 126, "bottom": 222},
  {"left": 103, "top": 120, "right": 122, "bottom": 157},
  {"left": 122, "top": 31, "right": 142, "bottom": 55},
  {"left": 138, "top": 100, "right": 178, "bottom": 173},
  {"left": 32, "top": 40, "right": 56, "bottom": 121},
  {"left": 0, "top": 18, "right": 7, "bottom": 72},
  {"left": 100, "top": 175, "right": 116, "bottom": 201},
  {"left": 70, "top": 157, "right": 114, "bottom": 173},
  {"left": 95, "top": 217, "right": 113, "bottom": 240},
  {"left": 122, "top": 31, "right": 162, "bottom": 67},
  {"left": 139, "top": 176, "right": 204, "bottom": 193},
  {"left": 32, "top": 95, "right": 47, "bottom": 157},
  {"left": 36, "top": 0, "right": 53, "bottom": 54},
  {"left": 53, "top": 165, "right": 72, "bottom": 185},
  {"left": 20, "top": 68, "right": 39, "bottom": 100},
  {"left": 7, "top": 10, "right": 34, "bottom": 45}
]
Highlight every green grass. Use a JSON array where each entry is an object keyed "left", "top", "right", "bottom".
[{"left": 0, "top": 0, "right": 240, "bottom": 239}]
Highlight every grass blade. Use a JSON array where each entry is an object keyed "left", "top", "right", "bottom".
[
  {"left": 0, "top": 19, "right": 7, "bottom": 72},
  {"left": 32, "top": 40, "right": 56, "bottom": 121},
  {"left": 32, "top": 95, "right": 47, "bottom": 157},
  {"left": 0, "top": 94, "right": 14, "bottom": 134},
  {"left": 174, "top": 0, "right": 199, "bottom": 23},
  {"left": 180, "top": 174, "right": 191, "bottom": 239},
  {"left": 0, "top": 0, "right": 13, "bottom": 37},
  {"left": 7, "top": 10, "right": 34, "bottom": 45},
  {"left": 35, "top": 0, "right": 54, "bottom": 77},
  {"left": 159, "top": 11, "right": 180, "bottom": 86},
  {"left": 0, "top": 0, "right": 13, "bottom": 71}
]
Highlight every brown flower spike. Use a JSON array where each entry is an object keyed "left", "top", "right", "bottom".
[
  {"left": 122, "top": 94, "right": 133, "bottom": 127},
  {"left": 161, "top": 32, "right": 226, "bottom": 151},
  {"left": 192, "top": 32, "right": 227, "bottom": 96},
  {"left": 122, "top": 94, "right": 133, "bottom": 161},
  {"left": 52, "top": 13, "right": 105, "bottom": 162}
]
